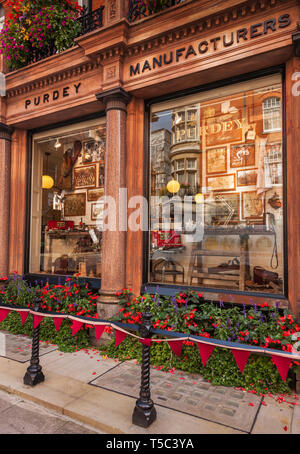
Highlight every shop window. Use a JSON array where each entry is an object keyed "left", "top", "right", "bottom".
[
  {"left": 262, "top": 96, "right": 281, "bottom": 133},
  {"left": 78, "top": 0, "right": 92, "bottom": 12},
  {"left": 0, "top": 6, "right": 4, "bottom": 31},
  {"left": 30, "top": 119, "right": 106, "bottom": 279},
  {"left": 149, "top": 74, "right": 284, "bottom": 295}
]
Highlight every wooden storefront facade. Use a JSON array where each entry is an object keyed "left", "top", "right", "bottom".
[{"left": 0, "top": 0, "right": 300, "bottom": 317}]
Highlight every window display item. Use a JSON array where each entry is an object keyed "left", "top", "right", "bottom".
[
  {"left": 47, "top": 220, "right": 74, "bottom": 230},
  {"left": 64, "top": 193, "right": 86, "bottom": 217},
  {"left": 253, "top": 266, "right": 279, "bottom": 286},
  {"left": 54, "top": 255, "right": 76, "bottom": 275},
  {"left": 57, "top": 140, "right": 82, "bottom": 190}
]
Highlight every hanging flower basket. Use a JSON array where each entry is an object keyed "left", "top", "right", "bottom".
[{"left": 0, "top": 0, "right": 83, "bottom": 71}]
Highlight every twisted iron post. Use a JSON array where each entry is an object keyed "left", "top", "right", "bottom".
[
  {"left": 23, "top": 297, "right": 45, "bottom": 386},
  {"left": 132, "top": 312, "right": 157, "bottom": 427}
]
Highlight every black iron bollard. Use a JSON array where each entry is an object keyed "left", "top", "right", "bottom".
[
  {"left": 132, "top": 312, "right": 157, "bottom": 428},
  {"left": 23, "top": 297, "right": 45, "bottom": 386}
]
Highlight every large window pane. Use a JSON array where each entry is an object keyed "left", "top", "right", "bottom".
[
  {"left": 149, "top": 74, "right": 284, "bottom": 295},
  {"left": 30, "top": 119, "right": 106, "bottom": 279}
]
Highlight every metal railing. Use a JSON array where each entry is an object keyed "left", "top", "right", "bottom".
[
  {"left": 77, "top": 5, "right": 105, "bottom": 36},
  {"left": 128, "top": 0, "right": 187, "bottom": 23},
  {"left": 25, "top": 6, "right": 104, "bottom": 67}
]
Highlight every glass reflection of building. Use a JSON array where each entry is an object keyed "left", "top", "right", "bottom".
[{"left": 170, "top": 104, "right": 201, "bottom": 196}]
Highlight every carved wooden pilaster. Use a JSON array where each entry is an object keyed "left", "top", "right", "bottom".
[{"left": 0, "top": 123, "right": 13, "bottom": 276}]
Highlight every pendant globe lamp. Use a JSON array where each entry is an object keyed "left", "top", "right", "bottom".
[{"left": 42, "top": 152, "right": 54, "bottom": 190}]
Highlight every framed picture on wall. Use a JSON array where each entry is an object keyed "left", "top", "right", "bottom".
[
  {"left": 99, "top": 162, "right": 105, "bottom": 187},
  {"left": 91, "top": 202, "right": 104, "bottom": 221},
  {"left": 74, "top": 164, "right": 96, "bottom": 189},
  {"left": 237, "top": 168, "right": 258, "bottom": 187},
  {"left": 82, "top": 138, "right": 105, "bottom": 163},
  {"left": 64, "top": 193, "right": 86, "bottom": 217},
  {"left": 87, "top": 188, "right": 104, "bottom": 202},
  {"left": 241, "top": 191, "right": 264, "bottom": 220},
  {"left": 230, "top": 143, "right": 255, "bottom": 168},
  {"left": 206, "top": 147, "right": 227, "bottom": 174},
  {"left": 204, "top": 192, "right": 240, "bottom": 225},
  {"left": 206, "top": 173, "right": 235, "bottom": 191}
]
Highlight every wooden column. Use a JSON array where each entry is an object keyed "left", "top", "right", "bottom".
[
  {"left": 9, "top": 129, "right": 27, "bottom": 275},
  {"left": 0, "top": 124, "right": 13, "bottom": 277},
  {"left": 126, "top": 97, "right": 145, "bottom": 295},
  {"left": 286, "top": 56, "right": 300, "bottom": 318},
  {"left": 96, "top": 87, "right": 131, "bottom": 318}
]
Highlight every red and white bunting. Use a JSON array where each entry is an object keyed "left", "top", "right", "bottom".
[
  {"left": 94, "top": 325, "right": 106, "bottom": 342},
  {"left": 272, "top": 355, "right": 292, "bottom": 382},
  {"left": 71, "top": 320, "right": 83, "bottom": 336},
  {"left": 139, "top": 338, "right": 152, "bottom": 347},
  {"left": 53, "top": 317, "right": 64, "bottom": 334},
  {"left": 0, "top": 308, "right": 10, "bottom": 323},
  {"left": 115, "top": 329, "right": 128, "bottom": 347},
  {"left": 167, "top": 340, "right": 183, "bottom": 357},
  {"left": 33, "top": 314, "right": 44, "bottom": 329},
  {"left": 0, "top": 304, "right": 299, "bottom": 382},
  {"left": 231, "top": 349, "right": 251, "bottom": 374},
  {"left": 197, "top": 342, "right": 215, "bottom": 367},
  {"left": 19, "top": 311, "right": 29, "bottom": 326}
]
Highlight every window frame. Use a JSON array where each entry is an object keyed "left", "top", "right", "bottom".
[
  {"left": 144, "top": 65, "right": 288, "bottom": 302},
  {"left": 24, "top": 112, "right": 106, "bottom": 290}
]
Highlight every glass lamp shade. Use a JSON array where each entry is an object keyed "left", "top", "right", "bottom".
[
  {"left": 42, "top": 174, "right": 54, "bottom": 189},
  {"left": 194, "top": 193, "right": 204, "bottom": 204},
  {"left": 167, "top": 179, "right": 180, "bottom": 194}
]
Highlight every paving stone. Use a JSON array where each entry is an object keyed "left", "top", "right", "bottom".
[
  {"left": 220, "top": 407, "right": 236, "bottom": 417},
  {"left": 197, "top": 383, "right": 211, "bottom": 390},
  {"left": 204, "top": 404, "right": 216, "bottom": 412},
  {"left": 208, "top": 395, "right": 222, "bottom": 403},
  {"left": 193, "top": 391, "right": 204, "bottom": 399},
  {"left": 229, "top": 391, "right": 244, "bottom": 400},
  {"left": 224, "top": 400, "right": 240, "bottom": 408},
  {"left": 153, "top": 388, "right": 166, "bottom": 396},
  {"left": 156, "top": 396, "right": 168, "bottom": 402},
  {"left": 184, "top": 398, "right": 199, "bottom": 407},
  {"left": 91, "top": 362, "right": 261, "bottom": 432},
  {"left": 169, "top": 393, "right": 183, "bottom": 401},
  {"left": 177, "top": 387, "right": 188, "bottom": 393},
  {"left": 213, "top": 388, "right": 227, "bottom": 395}
]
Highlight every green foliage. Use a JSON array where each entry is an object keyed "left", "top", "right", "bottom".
[
  {"left": 102, "top": 337, "right": 293, "bottom": 395},
  {"left": 0, "top": 0, "right": 83, "bottom": 71},
  {"left": 0, "top": 273, "right": 97, "bottom": 352},
  {"left": 0, "top": 278, "right": 298, "bottom": 394},
  {"left": 109, "top": 288, "right": 299, "bottom": 394}
]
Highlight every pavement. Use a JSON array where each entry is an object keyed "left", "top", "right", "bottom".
[{"left": 0, "top": 330, "right": 299, "bottom": 435}]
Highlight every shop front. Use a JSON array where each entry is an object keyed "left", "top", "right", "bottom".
[{"left": 1, "top": 0, "right": 300, "bottom": 318}]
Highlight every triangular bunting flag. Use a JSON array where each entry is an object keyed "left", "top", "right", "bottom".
[
  {"left": 167, "top": 340, "right": 183, "bottom": 357},
  {"left": 139, "top": 338, "right": 152, "bottom": 347},
  {"left": 53, "top": 317, "right": 64, "bottom": 334},
  {"left": 71, "top": 320, "right": 83, "bottom": 336},
  {"left": 19, "top": 311, "right": 29, "bottom": 326},
  {"left": 231, "top": 349, "right": 250, "bottom": 374},
  {"left": 94, "top": 325, "right": 106, "bottom": 342},
  {"left": 115, "top": 329, "right": 128, "bottom": 347},
  {"left": 33, "top": 314, "right": 43, "bottom": 329},
  {"left": 197, "top": 342, "right": 215, "bottom": 367},
  {"left": 272, "top": 355, "right": 292, "bottom": 382},
  {"left": 0, "top": 308, "right": 10, "bottom": 323}
]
